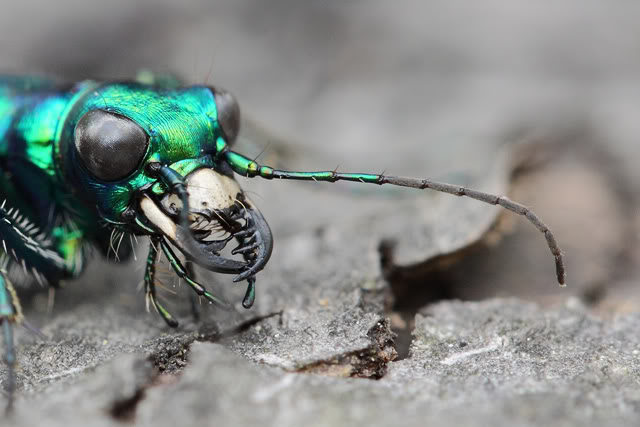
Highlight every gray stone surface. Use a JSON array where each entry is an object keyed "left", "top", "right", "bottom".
[
  {"left": 1, "top": 1, "right": 640, "bottom": 426},
  {"left": 8, "top": 300, "right": 640, "bottom": 427}
]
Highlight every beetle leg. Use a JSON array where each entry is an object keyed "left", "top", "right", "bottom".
[
  {"left": 159, "top": 238, "right": 231, "bottom": 310},
  {"left": 0, "top": 270, "right": 20, "bottom": 411},
  {"left": 186, "top": 262, "right": 201, "bottom": 322},
  {"left": 145, "top": 238, "right": 178, "bottom": 327}
]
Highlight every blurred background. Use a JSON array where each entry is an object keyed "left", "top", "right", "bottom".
[
  {"left": 2, "top": 0, "right": 640, "bottom": 313},
  {"left": 3, "top": 0, "right": 640, "bottom": 167}
]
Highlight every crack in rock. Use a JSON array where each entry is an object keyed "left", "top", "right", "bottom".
[
  {"left": 296, "top": 319, "right": 397, "bottom": 379},
  {"left": 142, "top": 312, "right": 284, "bottom": 375},
  {"left": 104, "top": 313, "right": 286, "bottom": 422}
]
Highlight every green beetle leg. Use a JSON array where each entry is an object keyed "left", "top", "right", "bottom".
[
  {"left": 145, "top": 238, "right": 178, "bottom": 328},
  {"left": 186, "top": 262, "right": 201, "bottom": 322},
  {"left": 159, "top": 238, "right": 231, "bottom": 311},
  {"left": 0, "top": 271, "right": 20, "bottom": 411}
]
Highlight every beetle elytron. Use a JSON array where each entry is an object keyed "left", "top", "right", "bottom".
[{"left": 0, "top": 74, "right": 566, "bottom": 407}]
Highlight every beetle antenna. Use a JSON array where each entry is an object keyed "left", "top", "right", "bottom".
[{"left": 223, "top": 149, "right": 566, "bottom": 287}]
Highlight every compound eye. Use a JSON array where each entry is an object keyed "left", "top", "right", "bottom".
[
  {"left": 211, "top": 87, "right": 240, "bottom": 143},
  {"left": 74, "top": 110, "right": 149, "bottom": 181}
]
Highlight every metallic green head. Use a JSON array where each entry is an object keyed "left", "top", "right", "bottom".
[{"left": 56, "top": 82, "right": 272, "bottom": 280}]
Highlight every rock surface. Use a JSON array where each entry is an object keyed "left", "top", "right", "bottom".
[
  {"left": 8, "top": 300, "right": 640, "bottom": 427},
  {"left": 2, "top": 2, "right": 640, "bottom": 426}
]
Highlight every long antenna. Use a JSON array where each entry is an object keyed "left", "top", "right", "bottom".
[{"left": 223, "top": 149, "right": 566, "bottom": 287}]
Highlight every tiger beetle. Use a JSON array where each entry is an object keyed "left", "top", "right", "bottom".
[{"left": 0, "top": 74, "right": 566, "bottom": 409}]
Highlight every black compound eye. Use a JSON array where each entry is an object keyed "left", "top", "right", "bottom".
[
  {"left": 211, "top": 87, "right": 240, "bottom": 143},
  {"left": 74, "top": 110, "right": 149, "bottom": 181}
]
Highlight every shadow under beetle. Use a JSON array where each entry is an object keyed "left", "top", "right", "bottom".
[{"left": 0, "top": 74, "right": 566, "bottom": 408}]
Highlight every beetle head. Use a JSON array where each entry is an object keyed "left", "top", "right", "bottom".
[{"left": 57, "top": 82, "right": 272, "bottom": 280}]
